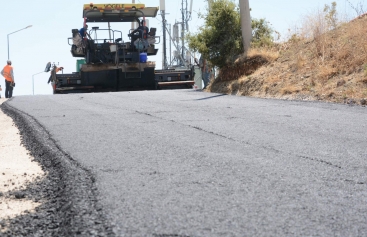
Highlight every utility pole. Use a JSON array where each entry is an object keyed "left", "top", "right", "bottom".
[
  {"left": 161, "top": 0, "right": 192, "bottom": 68},
  {"left": 180, "top": 0, "right": 191, "bottom": 66},
  {"left": 181, "top": 0, "right": 185, "bottom": 65},
  {"left": 239, "top": 0, "right": 252, "bottom": 55},
  {"left": 160, "top": 0, "right": 168, "bottom": 69},
  {"left": 168, "top": 23, "right": 172, "bottom": 65}
]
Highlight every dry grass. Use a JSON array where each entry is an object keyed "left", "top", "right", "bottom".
[
  {"left": 281, "top": 85, "right": 302, "bottom": 95},
  {"left": 207, "top": 13, "right": 367, "bottom": 105},
  {"left": 215, "top": 48, "right": 279, "bottom": 82}
]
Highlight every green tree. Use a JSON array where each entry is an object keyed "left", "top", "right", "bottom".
[
  {"left": 187, "top": 0, "right": 274, "bottom": 68},
  {"left": 187, "top": 0, "right": 243, "bottom": 68},
  {"left": 251, "top": 18, "right": 274, "bottom": 47}
]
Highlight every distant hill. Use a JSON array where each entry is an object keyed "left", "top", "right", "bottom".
[{"left": 208, "top": 14, "right": 367, "bottom": 106}]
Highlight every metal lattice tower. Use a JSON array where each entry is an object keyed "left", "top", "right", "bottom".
[{"left": 161, "top": 0, "right": 192, "bottom": 69}]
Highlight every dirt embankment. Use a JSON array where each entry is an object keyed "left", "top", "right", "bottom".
[{"left": 207, "top": 15, "right": 367, "bottom": 106}]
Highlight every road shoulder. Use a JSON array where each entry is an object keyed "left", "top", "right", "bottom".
[{"left": 0, "top": 98, "right": 45, "bottom": 221}]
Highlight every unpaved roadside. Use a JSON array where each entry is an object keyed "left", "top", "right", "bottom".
[
  {"left": 0, "top": 98, "right": 45, "bottom": 222},
  {"left": 0, "top": 97, "right": 114, "bottom": 236}
]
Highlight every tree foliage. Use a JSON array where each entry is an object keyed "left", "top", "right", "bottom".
[
  {"left": 187, "top": 0, "right": 242, "bottom": 68},
  {"left": 251, "top": 18, "right": 274, "bottom": 48},
  {"left": 187, "top": 0, "right": 274, "bottom": 69}
]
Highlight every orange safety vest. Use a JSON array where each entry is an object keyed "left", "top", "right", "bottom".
[
  {"left": 50, "top": 67, "right": 62, "bottom": 75},
  {"left": 2, "top": 65, "right": 13, "bottom": 82}
]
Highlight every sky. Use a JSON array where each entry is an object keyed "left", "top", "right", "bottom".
[{"left": 0, "top": 0, "right": 363, "bottom": 96}]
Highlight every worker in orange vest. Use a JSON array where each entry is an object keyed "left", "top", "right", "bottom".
[
  {"left": 1, "top": 60, "right": 15, "bottom": 98},
  {"left": 47, "top": 65, "right": 64, "bottom": 84}
]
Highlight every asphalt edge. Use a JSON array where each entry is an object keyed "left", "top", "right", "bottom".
[{"left": 0, "top": 101, "right": 115, "bottom": 236}]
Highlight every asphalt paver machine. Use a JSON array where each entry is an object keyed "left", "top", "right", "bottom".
[{"left": 51, "top": 3, "right": 194, "bottom": 94}]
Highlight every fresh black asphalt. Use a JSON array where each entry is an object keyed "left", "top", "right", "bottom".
[{"left": 1, "top": 89, "right": 367, "bottom": 236}]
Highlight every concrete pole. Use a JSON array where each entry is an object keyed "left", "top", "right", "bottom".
[
  {"left": 162, "top": 11, "right": 167, "bottom": 69},
  {"left": 181, "top": 0, "right": 185, "bottom": 65},
  {"left": 160, "top": 0, "right": 167, "bottom": 69},
  {"left": 239, "top": 0, "right": 252, "bottom": 56}
]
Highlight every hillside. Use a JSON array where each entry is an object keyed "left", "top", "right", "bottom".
[{"left": 207, "top": 14, "right": 367, "bottom": 106}]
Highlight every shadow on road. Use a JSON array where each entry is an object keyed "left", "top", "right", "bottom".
[{"left": 195, "top": 94, "right": 227, "bottom": 101}]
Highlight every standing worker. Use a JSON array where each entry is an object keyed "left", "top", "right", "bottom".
[
  {"left": 1, "top": 60, "right": 15, "bottom": 98},
  {"left": 47, "top": 65, "right": 64, "bottom": 84},
  {"left": 199, "top": 55, "right": 211, "bottom": 90}
]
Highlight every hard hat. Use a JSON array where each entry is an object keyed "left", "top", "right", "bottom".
[{"left": 7, "top": 60, "right": 11, "bottom": 64}]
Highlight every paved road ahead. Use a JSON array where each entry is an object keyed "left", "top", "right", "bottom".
[{"left": 6, "top": 90, "right": 367, "bottom": 236}]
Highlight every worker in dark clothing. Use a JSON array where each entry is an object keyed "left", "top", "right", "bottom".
[
  {"left": 128, "top": 20, "right": 149, "bottom": 49},
  {"left": 199, "top": 55, "right": 212, "bottom": 90}
]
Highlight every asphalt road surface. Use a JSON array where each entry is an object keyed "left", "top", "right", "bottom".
[{"left": 4, "top": 90, "right": 367, "bottom": 236}]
